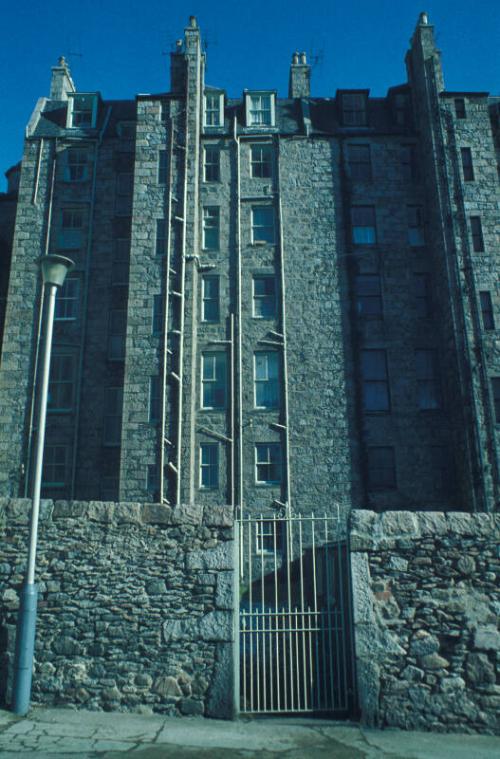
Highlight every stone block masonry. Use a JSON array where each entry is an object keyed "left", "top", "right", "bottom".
[
  {"left": 350, "top": 510, "right": 500, "bottom": 734},
  {"left": 0, "top": 499, "right": 236, "bottom": 717}
]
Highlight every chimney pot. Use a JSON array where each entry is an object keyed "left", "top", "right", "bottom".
[
  {"left": 300, "top": 52, "right": 307, "bottom": 64},
  {"left": 292, "top": 52, "right": 299, "bottom": 64},
  {"left": 419, "top": 11, "right": 428, "bottom": 24},
  {"left": 189, "top": 15, "right": 197, "bottom": 27}
]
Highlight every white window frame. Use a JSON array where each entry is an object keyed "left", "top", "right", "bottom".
[
  {"left": 48, "top": 353, "right": 74, "bottom": 412},
  {"left": 252, "top": 275, "right": 276, "bottom": 319},
  {"left": 250, "top": 144, "right": 272, "bottom": 178},
  {"left": 202, "top": 276, "right": 220, "bottom": 322},
  {"left": 251, "top": 206, "right": 274, "bottom": 244},
  {"left": 255, "top": 443, "right": 282, "bottom": 484},
  {"left": 202, "top": 207, "right": 220, "bottom": 251},
  {"left": 66, "top": 93, "right": 98, "bottom": 129},
  {"left": 55, "top": 277, "right": 80, "bottom": 321},
  {"left": 201, "top": 352, "right": 226, "bottom": 409},
  {"left": 204, "top": 146, "right": 220, "bottom": 182},
  {"left": 245, "top": 92, "right": 275, "bottom": 127},
  {"left": 204, "top": 92, "right": 224, "bottom": 127},
  {"left": 200, "top": 442, "right": 219, "bottom": 489},
  {"left": 42, "top": 445, "right": 69, "bottom": 489},
  {"left": 254, "top": 352, "right": 279, "bottom": 408},
  {"left": 64, "top": 148, "right": 89, "bottom": 182},
  {"left": 255, "top": 519, "right": 276, "bottom": 554}
]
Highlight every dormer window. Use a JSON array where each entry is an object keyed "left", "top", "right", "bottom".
[
  {"left": 67, "top": 93, "right": 98, "bottom": 129},
  {"left": 204, "top": 92, "right": 224, "bottom": 127},
  {"left": 341, "top": 92, "right": 367, "bottom": 126},
  {"left": 246, "top": 92, "right": 275, "bottom": 127}
]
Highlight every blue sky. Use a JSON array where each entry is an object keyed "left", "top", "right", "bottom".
[{"left": 1, "top": 0, "right": 499, "bottom": 190}]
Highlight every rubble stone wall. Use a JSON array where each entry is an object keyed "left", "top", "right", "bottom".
[
  {"left": 0, "top": 499, "right": 236, "bottom": 718},
  {"left": 350, "top": 510, "right": 500, "bottom": 734}
]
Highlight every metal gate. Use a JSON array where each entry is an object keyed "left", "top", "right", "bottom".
[{"left": 237, "top": 512, "right": 356, "bottom": 716}]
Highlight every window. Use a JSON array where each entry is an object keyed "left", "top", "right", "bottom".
[
  {"left": 203, "top": 207, "right": 220, "bottom": 250},
  {"left": 254, "top": 352, "right": 279, "bottom": 408},
  {"left": 253, "top": 276, "right": 276, "bottom": 318},
  {"left": 348, "top": 145, "right": 371, "bottom": 181},
  {"left": 470, "top": 216, "right": 484, "bottom": 252},
  {"left": 492, "top": 378, "right": 500, "bottom": 422},
  {"left": 48, "top": 354, "right": 74, "bottom": 411},
  {"left": 454, "top": 98, "right": 466, "bottom": 119},
  {"left": 152, "top": 294, "right": 164, "bottom": 335},
  {"left": 429, "top": 446, "right": 451, "bottom": 494},
  {"left": 401, "top": 145, "right": 418, "bottom": 182},
  {"left": 255, "top": 443, "right": 281, "bottom": 484},
  {"left": 64, "top": 149, "right": 88, "bottom": 182},
  {"left": 407, "top": 206, "right": 425, "bottom": 246},
  {"left": 255, "top": 519, "right": 277, "bottom": 554},
  {"left": 360, "top": 350, "right": 390, "bottom": 412},
  {"left": 204, "top": 147, "right": 220, "bottom": 182},
  {"left": 115, "top": 172, "right": 133, "bottom": 215},
  {"left": 202, "top": 276, "right": 219, "bottom": 322},
  {"left": 351, "top": 206, "right": 376, "bottom": 244},
  {"left": 415, "top": 350, "right": 441, "bottom": 410},
  {"left": 342, "top": 93, "right": 367, "bottom": 126},
  {"left": 108, "top": 309, "right": 126, "bottom": 360},
  {"left": 200, "top": 443, "right": 219, "bottom": 488},
  {"left": 55, "top": 277, "right": 79, "bottom": 320},
  {"left": 146, "top": 464, "right": 158, "bottom": 497},
  {"left": 461, "top": 148, "right": 474, "bottom": 181},
  {"left": 103, "top": 387, "right": 123, "bottom": 446},
  {"left": 42, "top": 445, "right": 68, "bottom": 489},
  {"left": 204, "top": 93, "right": 223, "bottom": 127},
  {"left": 111, "top": 238, "right": 128, "bottom": 284},
  {"left": 116, "top": 121, "right": 135, "bottom": 139},
  {"left": 252, "top": 206, "right": 274, "bottom": 243},
  {"left": 250, "top": 144, "right": 272, "bottom": 178},
  {"left": 149, "top": 376, "right": 160, "bottom": 423},
  {"left": 355, "top": 275, "right": 382, "bottom": 319},
  {"left": 158, "top": 150, "right": 168, "bottom": 184},
  {"left": 201, "top": 352, "right": 226, "bottom": 408},
  {"left": 156, "top": 219, "right": 167, "bottom": 256},
  {"left": 393, "top": 93, "right": 409, "bottom": 126},
  {"left": 58, "top": 208, "right": 84, "bottom": 249},
  {"left": 367, "top": 447, "right": 396, "bottom": 489},
  {"left": 479, "top": 291, "right": 495, "bottom": 330},
  {"left": 413, "top": 273, "right": 431, "bottom": 318},
  {"left": 247, "top": 93, "right": 274, "bottom": 126},
  {"left": 67, "top": 94, "right": 97, "bottom": 128}
]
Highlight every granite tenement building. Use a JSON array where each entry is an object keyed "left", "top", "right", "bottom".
[{"left": 0, "top": 12, "right": 498, "bottom": 517}]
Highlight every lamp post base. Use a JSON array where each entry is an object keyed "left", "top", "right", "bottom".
[{"left": 12, "top": 583, "right": 38, "bottom": 716}]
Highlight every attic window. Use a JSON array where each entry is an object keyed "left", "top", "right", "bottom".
[
  {"left": 204, "top": 92, "right": 224, "bottom": 127},
  {"left": 67, "top": 94, "right": 98, "bottom": 129},
  {"left": 246, "top": 93, "right": 275, "bottom": 127},
  {"left": 341, "top": 93, "right": 367, "bottom": 126}
]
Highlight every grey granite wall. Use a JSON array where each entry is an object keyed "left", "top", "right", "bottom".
[
  {"left": 350, "top": 509, "right": 500, "bottom": 734},
  {"left": 0, "top": 499, "right": 236, "bottom": 717}
]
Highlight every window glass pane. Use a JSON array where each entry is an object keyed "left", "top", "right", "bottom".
[
  {"left": 351, "top": 206, "right": 376, "bottom": 244},
  {"left": 255, "top": 443, "right": 281, "bottom": 483},
  {"left": 204, "top": 147, "right": 220, "bottom": 181},
  {"left": 202, "top": 276, "right": 219, "bottom": 322},
  {"left": 202, "top": 352, "right": 226, "bottom": 408},
  {"left": 479, "top": 291, "right": 495, "bottom": 330},
  {"left": 348, "top": 145, "right": 371, "bottom": 181},
  {"left": 252, "top": 206, "right": 274, "bottom": 243},
  {"left": 367, "top": 447, "right": 396, "bottom": 489},
  {"left": 251, "top": 145, "right": 272, "bottom": 178},
  {"left": 203, "top": 207, "right": 219, "bottom": 250},
  {"left": 55, "top": 278, "right": 79, "bottom": 320},
  {"left": 254, "top": 352, "right": 279, "bottom": 408},
  {"left": 355, "top": 275, "right": 382, "bottom": 318},
  {"left": 48, "top": 354, "right": 74, "bottom": 410},
  {"left": 415, "top": 350, "right": 441, "bottom": 409},
  {"left": 361, "top": 350, "right": 389, "bottom": 411},
  {"left": 253, "top": 276, "right": 276, "bottom": 318}
]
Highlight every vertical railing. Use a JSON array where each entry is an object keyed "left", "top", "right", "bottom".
[{"left": 238, "top": 511, "right": 353, "bottom": 716}]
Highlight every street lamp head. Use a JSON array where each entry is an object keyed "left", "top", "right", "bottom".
[{"left": 35, "top": 254, "right": 75, "bottom": 288}]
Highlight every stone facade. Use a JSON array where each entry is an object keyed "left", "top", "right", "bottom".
[
  {"left": 350, "top": 510, "right": 500, "bottom": 733},
  {"left": 0, "top": 13, "right": 498, "bottom": 515},
  {"left": 0, "top": 499, "right": 235, "bottom": 716}
]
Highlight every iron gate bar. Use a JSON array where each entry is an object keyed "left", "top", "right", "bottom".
[{"left": 237, "top": 510, "right": 354, "bottom": 716}]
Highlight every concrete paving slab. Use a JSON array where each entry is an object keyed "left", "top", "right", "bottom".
[{"left": 0, "top": 707, "right": 498, "bottom": 758}]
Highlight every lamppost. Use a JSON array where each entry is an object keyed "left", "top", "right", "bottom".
[{"left": 12, "top": 254, "right": 74, "bottom": 716}]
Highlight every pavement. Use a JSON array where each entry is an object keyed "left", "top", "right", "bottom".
[{"left": 0, "top": 707, "right": 498, "bottom": 758}]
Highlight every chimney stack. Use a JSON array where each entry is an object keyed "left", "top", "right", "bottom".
[
  {"left": 50, "top": 56, "right": 75, "bottom": 101},
  {"left": 288, "top": 51, "right": 311, "bottom": 98}
]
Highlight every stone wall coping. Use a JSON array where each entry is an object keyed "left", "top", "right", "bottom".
[
  {"left": 350, "top": 509, "right": 500, "bottom": 551},
  {"left": 0, "top": 498, "right": 234, "bottom": 528}
]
